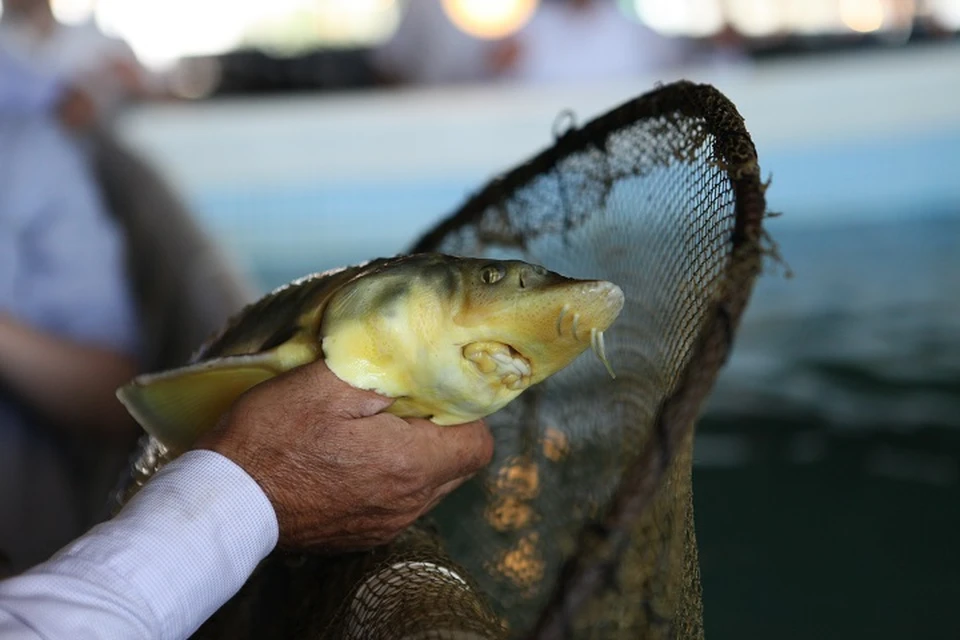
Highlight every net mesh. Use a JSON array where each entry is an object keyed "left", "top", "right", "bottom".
[{"left": 186, "top": 80, "right": 768, "bottom": 639}]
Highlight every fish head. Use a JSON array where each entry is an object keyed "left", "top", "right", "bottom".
[
  {"left": 453, "top": 258, "right": 624, "bottom": 386},
  {"left": 320, "top": 254, "right": 623, "bottom": 425}
]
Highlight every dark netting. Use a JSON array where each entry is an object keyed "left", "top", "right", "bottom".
[{"left": 180, "top": 80, "right": 767, "bottom": 639}]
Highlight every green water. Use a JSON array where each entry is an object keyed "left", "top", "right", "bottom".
[
  {"left": 696, "top": 416, "right": 960, "bottom": 639},
  {"left": 692, "top": 215, "right": 959, "bottom": 638}
]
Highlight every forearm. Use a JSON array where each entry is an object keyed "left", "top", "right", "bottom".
[
  {"left": 0, "top": 314, "right": 137, "bottom": 437},
  {"left": 0, "top": 450, "right": 278, "bottom": 640}
]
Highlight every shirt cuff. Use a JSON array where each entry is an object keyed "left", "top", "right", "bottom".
[{"left": 53, "top": 449, "right": 278, "bottom": 639}]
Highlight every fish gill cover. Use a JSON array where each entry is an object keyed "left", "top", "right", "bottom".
[{"left": 193, "top": 80, "right": 771, "bottom": 639}]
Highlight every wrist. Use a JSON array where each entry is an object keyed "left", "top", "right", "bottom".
[
  {"left": 192, "top": 415, "right": 281, "bottom": 527},
  {"left": 149, "top": 450, "right": 281, "bottom": 552}
]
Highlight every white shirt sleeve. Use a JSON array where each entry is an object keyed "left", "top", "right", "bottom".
[{"left": 0, "top": 449, "right": 279, "bottom": 640}]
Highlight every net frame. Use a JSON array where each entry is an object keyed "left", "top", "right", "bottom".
[{"left": 412, "top": 80, "right": 768, "bottom": 639}]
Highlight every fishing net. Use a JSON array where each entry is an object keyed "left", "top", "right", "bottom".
[{"left": 191, "top": 80, "right": 768, "bottom": 639}]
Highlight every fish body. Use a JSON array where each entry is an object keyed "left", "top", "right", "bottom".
[{"left": 117, "top": 253, "right": 623, "bottom": 452}]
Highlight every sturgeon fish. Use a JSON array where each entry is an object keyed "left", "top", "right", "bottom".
[{"left": 117, "top": 253, "right": 623, "bottom": 452}]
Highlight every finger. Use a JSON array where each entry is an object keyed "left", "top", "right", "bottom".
[{"left": 406, "top": 418, "right": 495, "bottom": 485}]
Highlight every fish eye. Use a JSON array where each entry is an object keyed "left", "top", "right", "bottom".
[
  {"left": 532, "top": 264, "right": 548, "bottom": 276},
  {"left": 480, "top": 264, "right": 505, "bottom": 284}
]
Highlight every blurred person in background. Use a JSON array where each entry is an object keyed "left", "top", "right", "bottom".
[
  {"left": 370, "top": 0, "right": 511, "bottom": 85},
  {"left": 0, "top": 46, "right": 141, "bottom": 575},
  {"left": 0, "top": 0, "right": 163, "bottom": 130},
  {"left": 0, "top": 36, "right": 255, "bottom": 576},
  {"left": 501, "top": 0, "right": 690, "bottom": 85}
]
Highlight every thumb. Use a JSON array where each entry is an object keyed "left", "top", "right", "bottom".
[{"left": 411, "top": 418, "right": 495, "bottom": 484}]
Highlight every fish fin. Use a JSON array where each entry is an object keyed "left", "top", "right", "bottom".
[{"left": 117, "top": 355, "right": 285, "bottom": 452}]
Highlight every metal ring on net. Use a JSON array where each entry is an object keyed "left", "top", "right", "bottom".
[{"left": 192, "top": 80, "right": 769, "bottom": 640}]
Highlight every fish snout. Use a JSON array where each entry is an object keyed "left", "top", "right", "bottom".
[
  {"left": 595, "top": 281, "right": 625, "bottom": 317},
  {"left": 556, "top": 281, "right": 623, "bottom": 341},
  {"left": 581, "top": 281, "right": 622, "bottom": 379}
]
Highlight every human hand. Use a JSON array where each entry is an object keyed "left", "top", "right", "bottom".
[
  {"left": 195, "top": 360, "right": 494, "bottom": 551},
  {"left": 108, "top": 57, "right": 146, "bottom": 96},
  {"left": 55, "top": 85, "right": 98, "bottom": 130}
]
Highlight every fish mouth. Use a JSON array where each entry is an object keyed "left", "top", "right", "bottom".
[{"left": 462, "top": 342, "right": 532, "bottom": 391}]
